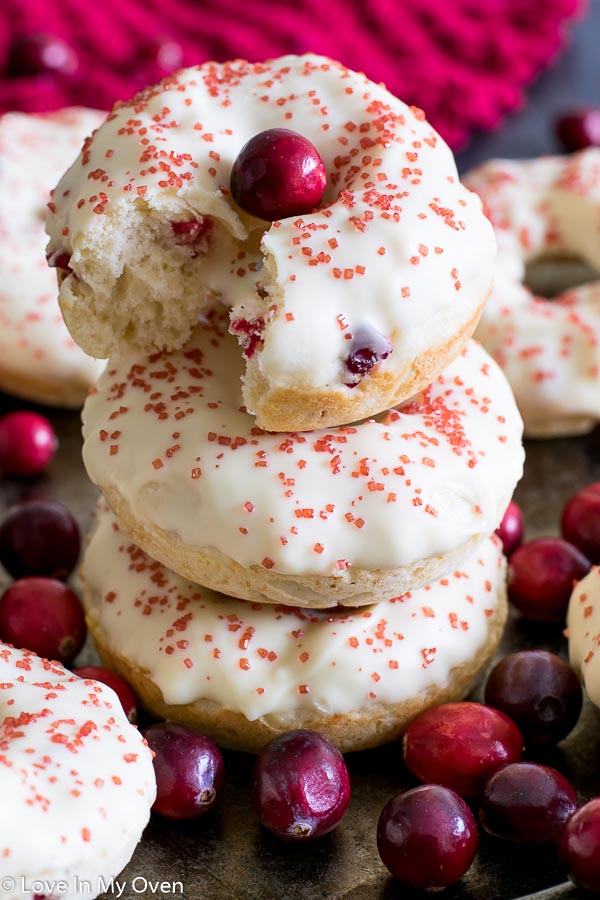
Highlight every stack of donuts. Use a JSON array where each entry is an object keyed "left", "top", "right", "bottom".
[{"left": 46, "top": 53, "right": 525, "bottom": 753}]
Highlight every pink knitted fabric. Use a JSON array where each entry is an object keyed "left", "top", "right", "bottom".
[{"left": 0, "top": 0, "right": 584, "bottom": 149}]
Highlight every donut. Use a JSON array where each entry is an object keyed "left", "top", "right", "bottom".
[
  {"left": 464, "top": 150, "right": 600, "bottom": 438},
  {"left": 0, "top": 642, "right": 155, "bottom": 897},
  {"left": 82, "top": 502, "right": 508, "bottom": 754},
  {"left": 0, "top": 109, "right": 105, "bottom": 408},
  {"left": 567, "top": 565, "right": 600, "bottom": 708},
  {"left": 81, "top": 309, "right": 523, "bottom": 608},
  {"left": 46, "top": 53, "right": 496, "bottom": 432}
]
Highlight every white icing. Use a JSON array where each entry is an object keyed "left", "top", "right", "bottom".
[
  {"left": 0, "top": 644, "right": 155, "bottom": 900},
  {"left": 0, "top": 109, "right": 105, "bottom": 404},
  {"left": 82, "top": 311, "right": 523, "bottom": 578},
  {"left": 568, "top": 566, "right": 600, "bottom": 709},
  {"left": 464, "top": 151, "right": 600, "bottom": 436},
  {"left": 83, "top": 503, "right": 506, "bottom": 720}
]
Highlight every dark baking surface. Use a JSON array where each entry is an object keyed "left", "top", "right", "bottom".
[{"left": 2, "top": 7, "right": 600, "bottom": 899}]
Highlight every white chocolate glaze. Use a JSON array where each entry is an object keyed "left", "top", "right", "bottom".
[
  {"left": 568, "top": 566, "right": 600, "bottom": 708},
  {"left": 464, "top": 150, "right": 600, "bottom": 437},
  {"left": 0, "top": 109, "right": 105, "bottom": 407},
  {"left": 0, "top": 644, "right": 155, "bottom": 900},
  {"left": 82, "top": 310, "right": 523, "bottom": 583},
  {"left": 83, "top": 503, "right": 506, "bottom": 720},
  {"left": 47, "top": 54, "right": 495, "bottom": 422}
]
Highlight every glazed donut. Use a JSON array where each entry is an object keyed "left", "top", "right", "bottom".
[
  {"left": 82, "top": 502, "right": 507, "bottom": 754},
  {"left": 47, "top": 53, "right": 496, "bottom": 432},
  {"left": 464, "top": 150, "right": 600, "bottom": 438},
  {"left": 0, "top": 642, "right": 155, "bottom": 899},
  {"left": 568, "top": 565, "right": 600, "bottom": 708},
  {"left": 81, "top": 309, "right": 523, "bottom": 608},
  {"left": 0, "top": 109, "right": 105, "bottom": 408}
]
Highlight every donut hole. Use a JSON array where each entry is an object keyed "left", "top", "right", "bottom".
[{"left": 524, "top": 256, "right": 599, "bottom": 299}]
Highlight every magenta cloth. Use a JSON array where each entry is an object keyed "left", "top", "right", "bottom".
[{"left": 0, "top": 0, "right": 585, "bottom": 149}]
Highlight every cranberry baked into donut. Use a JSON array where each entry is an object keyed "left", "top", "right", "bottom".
[
  {"left": 47, "top": 54, "right": 496, "bottom": 431},
  {"left": 81, "top": 310, "right": 523, "bottom": 608},
  {"left": 82, "top": 503, "right": 508, "bottom": 754}
]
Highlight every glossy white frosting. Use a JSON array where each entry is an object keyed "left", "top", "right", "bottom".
[
  {"left": 0, "top": 644, "right": 155, "bottom": 900},
  {"left": 568, "top": 566, "right": 600, "bottom": 708},
  {"left": 83, "top": 503, "right": 506, "bottom": 719},
  {"left": 82, "top": 311, "right": 523, "bottom": 579},
  {"left": 0, "top": 109, "right": 105, "bottom": 405},
  {"left": 465, "top": 150, "right": 600, "bottom": 436}
]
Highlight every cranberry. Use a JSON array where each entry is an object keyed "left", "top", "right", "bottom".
[
  {"left": 230, "top": 128, "right": 327, "bottom": 221},
  {"left": 495, "top": 499, "right": 524, "bottom": 557},
  {"left": 0, "top": 411, "right": 57, "bottom": 477},
  {"left": 560, "top": 798, "right": 600, "bottom": 892},
  {"left": 0, "top": 577, "right": 86, "bottom": 664},
  {"left": 508, "top": 538, "right": 591, "bottom": 622},
  {"left": 6, "top": 32, "right": 78, "bottom": 77},
  {"left": 403, "top": 701, "right": 523, "bottom": 798},
  {"left": 171, "top": 218, "right": 211, "bottom": 245},
  {"left": 0, "top": 501, "right": 80, "bottom": 580},
  {"left": 377, "top": 784, "right": 478, "bottom": 889},
  {"left": 561, "top": 482, "right": 600, "bottom": 563},
  {"left": 251, "top": 729, "right": 350, "bottom": 840},
  {"left": 345, "top": 326, "right": 393, "bottom": 385},
  {"left": 46, "top": 249, "right": 72, "bottom": 272},
  {"left": 229, "top": 317, "right": 265, "bottom": 358},
  {"left": 484, "top": 650, "right": 582, "bottom": 746},
  {"left": 143, "top": 723, "right": 224, "bottom": 819},
  {"left": 73, "top": 666, "right": 137, "bottom": 723},
  {"left": 556, "top": 108, "right": 600, "bottom": 152},
  {"left": 481, "top": 762, "right": 577, "bottom": 844}
]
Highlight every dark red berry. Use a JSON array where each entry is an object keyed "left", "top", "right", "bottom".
[
  {"left": 230, "top": 128, "right": 327, "bottom": 221},
  {"left": 556, "top": 108, "right": 600, "bottom": 152},
  {"left": 560, "top": 798, "right": 600, "bottom": 893},
  {"left": 403, "top": 701, "right": 523, "bottom": 798},
  {"left": 252, "top": 729, "right": 350, "bottom": 840},
  {"left": 0, "top": 501, "right": 80, "bottom": 580},
  {"left": 377, "top": 784, "right": 478, "bottom": 889},
  {"left": 6, "top": 32, "right": 78, "bottom": 77},
  {"left": 229, "top": 317, "right": 265, "bottom": 358},
  {"left": 481, "top": 762, "right": 577, "bottom": 844},
  {"left": 0, "top": 577, "right": 86, "bottom": 664},
  {"left": 170, "top": 217, "right": 211, "bottom": 245},
  {"left": 561, "top": 482, "right": 600, "bottom": 563},
  {"left": 74, "top": 666, "right": 137, "bottom": 723},
  {"left": 143, "top": 723, "right": 224, "bottom": 820},
  {"left": 345, "top": 325, "right": 393, "bottom": 385},
  {"left": 0, "top": 411, "right": 57, "bottom": 477},
  {"left": 484, "top": 650, "right": 582, "bottom": 746},
  {"left": 495, "top": 499, "right": 524, "bottom": 557},
  {"left": 508, "top": 538, "right": 591, "bottom": 622}
]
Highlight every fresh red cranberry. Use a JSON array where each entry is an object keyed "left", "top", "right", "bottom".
[
  {"left": 171, "top": 218, "right": 211, "bottom": 245},
  {"left": 138, "top": 36, "right": 183, "bottom": 73},
  {"left": 481, "top": 762, "right": 577, "bottom": 844},
  {"left": 403, "top": 701, "right": 523, "bottom": 798},
  {"left": 495, "top": 499, "right": 524, "bottom": 557},
  {"left": 561, "top": 482, "right": 600, "bottom": 563},
  {"left": 74, "top": 666, "right": 137, "bottom": 723},
  {"left": 143, "top": 722, "right": 224, "bottom": 819},
  {"left": 560, "top": 798, "right": 600, "bottom": 892},
  {"left": 0, "top": 500, "right": 80, "bottom": 580},
  {"left": 229, "top": 317, "right": 265, "bottom": 358},
  {"left": 556, "top": 108, "right": 600, "bottom": 152},
  {"left": 0, "top": 411, "right": 57, "bottom": 477},
  {"left": 6, "top": 32, "right": 78, "bottom": 77},
  {"left": 508, "top": 538, "right": 591, "bottom": 622},
  {"left": 484, "top": 650, "right": 582, "bottom": 746},
  {"left": 0, "top": 577, "right": 86, "bottom": 664},
  {"left": 252, "top": 729, "right": 350, "bottom": 840},
  {"left": 230, "top": 129, "right": 327, "bottom": 221},
  {"left": 345, "top": 326, "right": 393, "bottom": 386},
  {"left": 377, "top": 784, "right": 478, "bottom": 889}
]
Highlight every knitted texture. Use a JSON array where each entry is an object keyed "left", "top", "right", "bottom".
[{"left": 0, "top": 0, "right": 584, "bottom": 149}]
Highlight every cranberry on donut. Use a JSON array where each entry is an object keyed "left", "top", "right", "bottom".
[{"left": 47, "top": 54, "right": 495, "bottom": 431}]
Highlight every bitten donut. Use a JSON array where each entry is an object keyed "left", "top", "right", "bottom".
[
  {"left": 82, "top": 503, "right": 508, "bottom": 754},
  {"left": 0, "top": 643, "right": 155, "bottom": 900},
  {"left": 464, "top": 150, "right": 600, "bottom": 438},
  {"left": 568, "top": 566, "right": 600, "bottom": 708},
  {"left": 0, "top": 109, "right": 105, "bottom": 408},
  {"left": 47, "top": 53, "right": 496, "bottom": 431},
  {"left": 82, "top": 310, "right": 523, "bottom": 608}
]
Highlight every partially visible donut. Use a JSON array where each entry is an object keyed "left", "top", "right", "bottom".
[
  {"left": 81, "top": 310, "right": 523, "bottom": 608},
  {"left": 0, "top": 642, "right": 155, "bottom": 898},
  {"left": 82, "top": 502, "right": 508, "bottom": 754},
  {"left": 568, "top": 565, "right": 600, "bottom": 708},
  {"left": 464, "top": 150, "right": 600, "bottom": 438},
  {"left": 46, "top": 53, "right": 496, "bottom": 431},
  {"left": 0, "top": 109, "right": 105, "bottom": 408}
]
